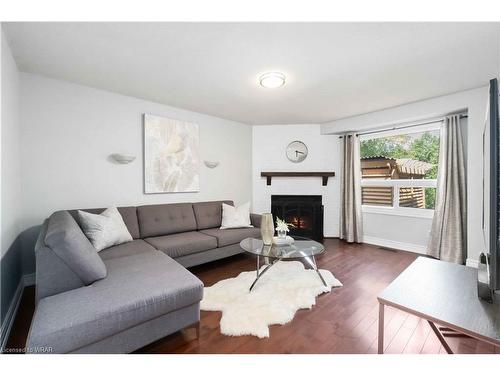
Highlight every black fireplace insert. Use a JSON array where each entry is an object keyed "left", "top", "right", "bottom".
[{"left": 271, "top": 195, "right": 323, "bottom": 241}]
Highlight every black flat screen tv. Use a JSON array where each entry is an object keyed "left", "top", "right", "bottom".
[{"left": 489, "top": 78, "right": 499, "bottom": 291}]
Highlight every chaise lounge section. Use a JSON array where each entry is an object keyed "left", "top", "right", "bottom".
[{"left": 26, "top": 200, "right": 261, "bottom": 353}]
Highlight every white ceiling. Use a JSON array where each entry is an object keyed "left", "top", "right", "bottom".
[{"left": 3, "top": 22, "right": 499, "bottom": 125}]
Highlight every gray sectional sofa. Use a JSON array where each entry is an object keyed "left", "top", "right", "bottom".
[{"left": 26, "top": 200, "right": 261, "bottom": 353}]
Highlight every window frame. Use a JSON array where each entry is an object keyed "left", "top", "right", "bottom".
[{"left": 359, "top": 122, "right": 442, "bottom": 219}]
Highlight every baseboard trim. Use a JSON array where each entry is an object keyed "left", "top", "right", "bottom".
[
  {"left": 0, "top": 277, "right": 24, "bottom": 353},
  {"left": 363, "top": 236, "right": 427, "bottom": 255}
]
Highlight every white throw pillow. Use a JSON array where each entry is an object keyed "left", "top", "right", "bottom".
[
  {"left": 220, "top": 202, "right": 253, "bottom": 230},
  {"left": 78, "top": 207, "right": 133, "bottom": 251}
]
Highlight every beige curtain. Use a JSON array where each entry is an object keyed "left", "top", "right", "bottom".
[
  {"left": 427, "top": 115, "right": 467, "bottom": 263},
  {"left": 340, "top": 134, "right": 363, "bottom": 243}
]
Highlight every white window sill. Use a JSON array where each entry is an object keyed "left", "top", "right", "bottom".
[{"left": 362, "top": 205, "right": 435, "bottom": 219}]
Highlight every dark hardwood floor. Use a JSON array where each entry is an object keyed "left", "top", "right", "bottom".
[{"left": 5, "top": 239, "right": 499, "bottom": 354}]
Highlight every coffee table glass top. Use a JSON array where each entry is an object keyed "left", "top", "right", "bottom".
[{"left": 240, "top": 236, "right": 324, "bottom": 259}]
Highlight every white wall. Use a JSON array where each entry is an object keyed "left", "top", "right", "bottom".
[
  {"left": 252, "top": 124, "right": 340, "bottom": 237},
  {"left": 19, "top": 73, "right": 253, "bottom": 270},
  {"left": 362, "top": 213, "right": 432, "bottom": 254},
  {"left": 1, "top": 30, "right": 21, "bottom": 259},
  {"left": 322, "top": 86, "right": 490, "bottom": 265},
  {"left": 1, "top": 27, "right": 23, "bottom": 338}
]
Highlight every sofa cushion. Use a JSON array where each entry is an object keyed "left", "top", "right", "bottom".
[
  {"left": 192, "top": 200, "right": 233, "bottom": 230},
  {"left": 137, "top": 203, "right": 197, "bottom": 237},
  {"left": 98, "top": 239, "right": 156, "bottom": 261},
  {"left": 69, "top": 206, "right": 140, "bottom": 239},
  {"left": 35, "top": 221, "right": 85, "bottom": 302},
  {"left": 200, "top": 227, "right": 261, "bottom": 247},
  {"left": 45, "top": 211, "right": 107, "bottom": 285},
  {"left": 27, "top": 251, "right": 203, "bottom": 354},
  {"left": 144, "top": 231, "right": 217, "bottom": 258}
]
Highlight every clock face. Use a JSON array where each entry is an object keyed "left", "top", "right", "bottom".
[{"left": 286, "top": 141, "right": 308, "bottom": 163}]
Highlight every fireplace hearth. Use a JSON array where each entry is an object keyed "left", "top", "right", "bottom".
[{"left": 271, "top": 195, "right": 323, "bottom": 241}]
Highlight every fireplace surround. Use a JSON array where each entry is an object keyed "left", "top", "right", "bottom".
[{"left": 271, "top": 195, "right": 323, "bottom": 241}]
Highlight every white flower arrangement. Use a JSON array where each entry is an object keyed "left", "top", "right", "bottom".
[{"left": 275, "top": 217, "right": 294, "bottom": 232}]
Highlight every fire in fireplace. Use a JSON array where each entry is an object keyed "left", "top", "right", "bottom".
[
  {"left": 271, "top": 195, "right": 323, "bottom": 241},
  {"left": 290, "top": 216, "right": 309, "bottom": 230}
]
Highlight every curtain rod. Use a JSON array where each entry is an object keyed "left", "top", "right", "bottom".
[{"left": 338, "top": 113, "right": 468, "bottom": 138}]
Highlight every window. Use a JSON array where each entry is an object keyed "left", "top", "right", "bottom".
[{"left": 359, "top": 123, "right": 441, "bottom": 218}]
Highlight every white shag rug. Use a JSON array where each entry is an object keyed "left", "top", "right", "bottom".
[{"left": 200, "top": 260, "right": 342, "bottom": 338}]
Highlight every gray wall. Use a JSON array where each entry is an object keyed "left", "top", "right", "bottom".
[
  {"left": 1, "top": 238, "right": 22, "bottom": 325},
  {"left": 1, "top": 28, "right": 23, "bottom": 332}
]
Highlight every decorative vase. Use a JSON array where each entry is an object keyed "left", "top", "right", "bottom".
[
  {"left": 277, "top": 229, "right": 287, "bottom": 239},
  {"left": 260, "top": 213, "right": 274, "bottom": 245}
]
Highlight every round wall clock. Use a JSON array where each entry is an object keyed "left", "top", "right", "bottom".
[{"left": 286, "top": 141, "right": 308, "bottom": 163}]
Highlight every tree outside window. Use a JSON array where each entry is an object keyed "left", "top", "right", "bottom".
[{"left": 360, "top": 128, "right": 440, "bottom": 210}]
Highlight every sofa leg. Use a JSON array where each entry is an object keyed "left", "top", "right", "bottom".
[
  {"left": 195, "top": 321, "right": 200, "bottom": 339},
  {"left": 184, "top": 322, "right": 200, "bottom": 340}
]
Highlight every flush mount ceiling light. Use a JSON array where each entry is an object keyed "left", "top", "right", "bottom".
[{"left": 259, "top": 72, "right": 286, "bottom": 88}]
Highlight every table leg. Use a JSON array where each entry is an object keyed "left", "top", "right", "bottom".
[
  {"left": 439, "top": 327, "right": 470, "bottom": 338},
  {"left": 304, "top": 255, "right": 328, "bottom": 287},
  {"left": 249, "top": 258, "right": 281, "bottom": 292},
  {"left": 378, "top": 302, "right": 384, "bottom": 354},
  {"left": 256, "top": 254, "right": 260, "bottom": 277},
  {"left": 428, "top": 321, "right": 454, "bottom": 354}
]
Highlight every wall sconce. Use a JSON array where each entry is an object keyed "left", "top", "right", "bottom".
[
  {"left": 110, "top": 153, "right": 136, "bottom": 164},
  {"left": 204, "top": 160, "right": 219, "bottom": 169}
]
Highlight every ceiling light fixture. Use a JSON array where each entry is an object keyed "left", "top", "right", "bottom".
[{"left": 259, "top": 72, "right": 286, "bottom": 88}]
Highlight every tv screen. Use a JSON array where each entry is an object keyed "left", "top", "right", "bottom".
[{"left": 490, "top": 78, "right": 499, "bottom": 291}]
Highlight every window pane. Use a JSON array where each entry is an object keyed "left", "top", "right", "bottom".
[
  {"left": 362, "top": 186, "right": 393, "bottom": 206},
  {"left": 398, "top": 187, "right": 436, "bottom": 209},
  {"left": 360, "top": 129, "right": 440, "bottom": 181}
]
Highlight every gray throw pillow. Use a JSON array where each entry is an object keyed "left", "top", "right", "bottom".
[{"left": 45, "top": 211, "right": 107, "bottom": 285}]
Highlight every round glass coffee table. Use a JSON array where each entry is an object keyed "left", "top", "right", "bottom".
[{"left": 239, "top": 236, "right": 326, "bottom": 291}]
